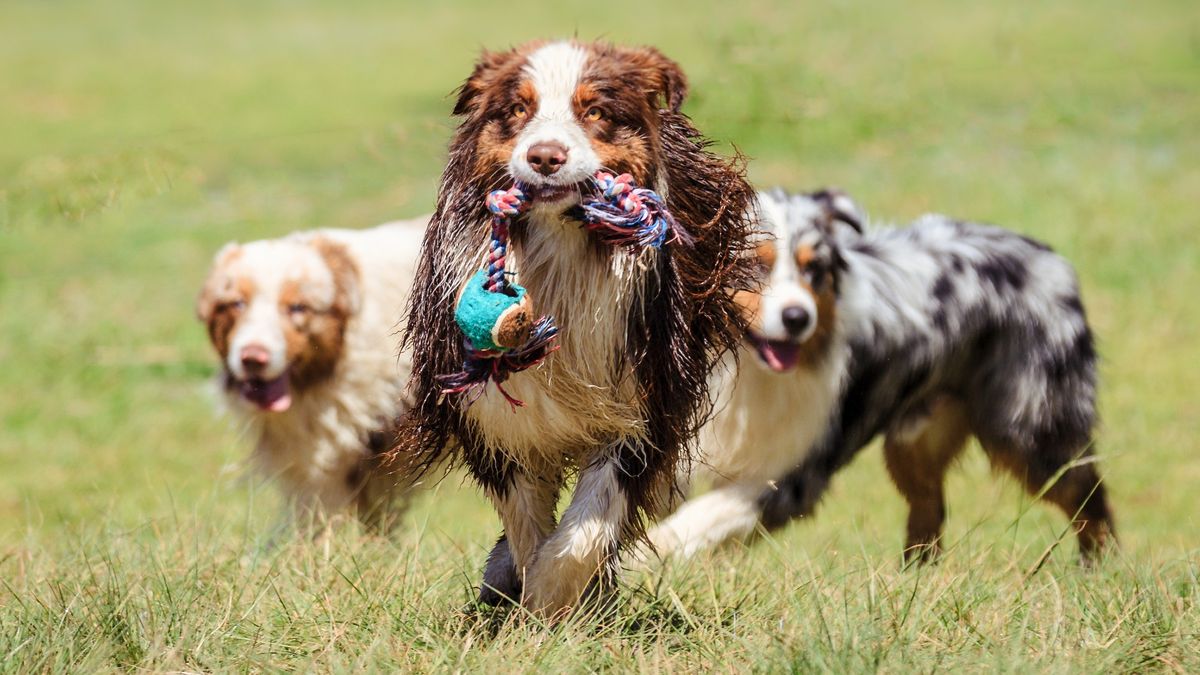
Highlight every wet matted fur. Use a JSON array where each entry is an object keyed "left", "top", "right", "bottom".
[
  {"left": 395, "top": 40, "right": 754, "bottom": 618},
  {"left": 644, "top": 189, "right": 1115, "bottom": 566}
]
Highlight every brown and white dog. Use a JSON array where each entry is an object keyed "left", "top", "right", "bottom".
[
  {"left": 644, "top": 189, "right": 1115, "bottom": 565},
  {"left": 399, "top": 41, "right": 754, "bottom": 618},
  {"left": 198, "top": 219, "right": 427, "bottom": 531}
]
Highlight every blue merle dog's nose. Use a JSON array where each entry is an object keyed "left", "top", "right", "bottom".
[{"left": 781, "top": 306, "right": 811, "bottom": 337}]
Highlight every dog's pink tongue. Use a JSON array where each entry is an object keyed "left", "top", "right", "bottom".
[
  {"left": 241, "top": 375, "right": 292, "bottom": 412},
  {"left": 760, "top": 340, "right": 802, "bottom": 373}
]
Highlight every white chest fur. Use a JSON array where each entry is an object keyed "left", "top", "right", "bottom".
[
  {"left": 463, "top": 211, "right": 652, "bottom": 463},
  {"left": 637, "top": 343, "right": 847, "bottom": 562},
  {"left": 694, "top": 345, "right": 845, "bottom": 488}
]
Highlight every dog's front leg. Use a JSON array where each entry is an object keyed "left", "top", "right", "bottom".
[
  {"left": 479, "top": 467, "right": 561, "bottom": 606},
  {"left": 637, "top": 481, "right": 766, "bottom": 563},
  {"left": 522, "top": 445, "right": 644, "bottom": 620}
]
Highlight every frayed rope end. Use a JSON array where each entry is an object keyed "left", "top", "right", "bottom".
[{"left": 437, "top": 316, "right": 559, "bottom": 409}]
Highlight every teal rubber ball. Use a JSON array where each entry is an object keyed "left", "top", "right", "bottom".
[{"left": 454, "top": 269, "right": 529, "bottom": 352}]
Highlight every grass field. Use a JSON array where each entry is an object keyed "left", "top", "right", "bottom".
[{"left": 2, "top": 0, "right": 1198, "bottom": 670}]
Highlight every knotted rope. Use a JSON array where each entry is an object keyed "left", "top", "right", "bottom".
[{"left": 578, "top": 172, "right": 680, "bottom": 248}]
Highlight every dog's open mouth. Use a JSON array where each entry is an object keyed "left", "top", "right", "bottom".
[
  {"left": 237, "top": 373, "right": 292, "bottom": 412},
  {"left": 748, "top": 333, "right": 803, "bottom": 373},
  {"left": 521, "top": 181, "right": 586, "bottom": 205}
]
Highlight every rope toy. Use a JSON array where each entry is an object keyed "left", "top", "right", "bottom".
[
  {"left": 577, "top": 171, "right": 680, "bottom": 248},
  {"left": 437, "top": 171, "right": 679, "bottom": 408}
]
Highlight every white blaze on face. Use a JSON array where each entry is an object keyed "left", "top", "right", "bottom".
[
  {"left": 757, "top": 198, "right": 820, "bottom": 343},
  {"left": 223, "top": 240, "right": 331, "bottom": 382},
  {"left": 225, "top": 246, "right": 288, "bottom": 381},
  {"left": 509, "top": 42, "right": 601, "bottom": 188},
  {"left": 228, "top": 302, "right": 287, "bottom": 380}
]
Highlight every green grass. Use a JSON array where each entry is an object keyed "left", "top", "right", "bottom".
[{"left": 2, "top": 0, "right": 1198, "bottom": 670}]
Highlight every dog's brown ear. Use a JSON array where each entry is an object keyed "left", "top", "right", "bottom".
[
  {"left": 812, "top": 188, "right": 864, "bottom": 233},
  {"left": 453, "top": 48, "right": 526, "bottom": 116},
  {"left": 196, "top": 242, "right": 241, "bottom": 321},
  {"left": 311, "top": 237, "right": 361, "bottom": 317},
  {"left": 626, "top": 46, "right": 689, "bottom": 112}
]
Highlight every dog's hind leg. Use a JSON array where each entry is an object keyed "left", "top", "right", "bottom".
[
  {"left": 981, "top": 440, "right": 1116, "bottom": 565},
  {"left": 1047, "top": 462, "right": 1115, "bottom": 565},
  {"left": 883, "top": 397, "right": 971, "bottom": 565},
  {"left": 478, "top": 535, "right": 520, "bottom": 606}
]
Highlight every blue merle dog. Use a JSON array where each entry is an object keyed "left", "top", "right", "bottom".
[{"left": 645, "top": 188, "right": 1115, "bottom": 565}]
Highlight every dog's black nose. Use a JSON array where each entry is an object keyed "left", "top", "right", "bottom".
[
  {"left": 526, "top": 142, "right": 568, "bottom": 176},
  {"left": 781, "top": 306, "right": 811, "bottom": 336}
]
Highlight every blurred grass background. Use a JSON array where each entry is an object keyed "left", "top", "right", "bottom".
[{"left": 1, "top": 0, "right": 1198, "bottom": 670}]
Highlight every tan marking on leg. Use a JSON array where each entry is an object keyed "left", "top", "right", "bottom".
[
  {"left": 983, "top": 442, "right": 1116, "bottom": 565},
  {"left": 883, "top": 397, "right": 971, "bottom": 564}
]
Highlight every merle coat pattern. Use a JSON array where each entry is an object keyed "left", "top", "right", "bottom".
[
  {"left": 759, "top": 191, "right": 1115, "bottom": 562},
  {"left": 645, "top": 189, "right": 1115, "bottom": 565}
]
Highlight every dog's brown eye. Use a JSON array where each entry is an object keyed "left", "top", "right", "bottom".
[
  {"left": 584, "top": 107, "right": 603, "bottom": 122},
  {"left": 512, "top": 103, "right": 528, "bottom": 119},
  {"left": 288, "top": 303, "right": 310, "bottom": 316},
  {"left": 222, "top": 300, "right": 245, "bottom": 313}
]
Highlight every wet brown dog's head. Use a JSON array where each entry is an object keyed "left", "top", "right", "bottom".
[
  {"left": 196, "top": 235, "right": 360, "bottom": 412},
  {"left": 450, "top": 40, "right": 687, "bottom": 210},
  {"left": 736, "top": 189, "right": 863, "bottom": 373}
]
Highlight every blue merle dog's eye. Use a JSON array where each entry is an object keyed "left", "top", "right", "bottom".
[{"left": 809, "top": 264, "right": 829, "bottom": 291}]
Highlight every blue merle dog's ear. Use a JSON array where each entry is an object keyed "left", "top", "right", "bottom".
[{"left": 812, "top": 188, "right": 864, "bottom": 234}]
